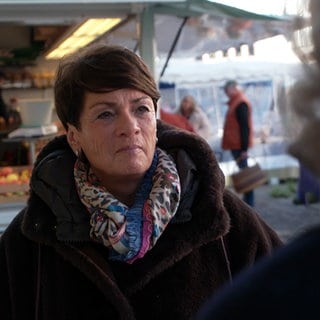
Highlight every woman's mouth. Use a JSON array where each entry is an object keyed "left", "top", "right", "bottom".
[{"left": 116, "top": 145, "right": 142, "bottom": 153}]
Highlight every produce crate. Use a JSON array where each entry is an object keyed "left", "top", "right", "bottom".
[
  {"left": 0, "top": 165, "right": 32, "bottom": 195},
  {"left": 0, "top": 193, "right": 28, "bottom": 206}
]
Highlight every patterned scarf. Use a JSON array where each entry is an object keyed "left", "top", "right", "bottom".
[{"left": 74, "top": 148, "right": 181, "bottom": 263}]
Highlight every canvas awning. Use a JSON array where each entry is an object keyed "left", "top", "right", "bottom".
[{"left": 0, "top": 0, "right": 294, "bottom": 75}]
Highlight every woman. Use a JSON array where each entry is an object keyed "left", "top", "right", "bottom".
[
  {"left": 160, "top": 108, "right": 195, "bottom": 133},
  {"left": 178, "top": 95, "right": 212, "bottom": 140},
  {"left": 0, "top": 44, "right": 281, "bottom": 319}
]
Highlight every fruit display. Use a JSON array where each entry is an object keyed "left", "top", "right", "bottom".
[{"left": 0, "top": 165, "right": 32, "bottom": 196}]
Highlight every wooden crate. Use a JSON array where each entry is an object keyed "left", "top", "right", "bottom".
[{"left": 0, "top": 165, "right": 32, "bottom": 195}]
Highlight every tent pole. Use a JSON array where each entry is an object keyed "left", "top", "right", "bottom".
[
  {"left": 139, "top": 5, "right": 156, "bottom": 77},
  {"left": 159, "top": 16, "right": 188, "bottom": 79}
]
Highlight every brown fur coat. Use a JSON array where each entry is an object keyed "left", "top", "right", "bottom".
[{"left": 0, "top": 121, "right": 282, "bottom": 319}]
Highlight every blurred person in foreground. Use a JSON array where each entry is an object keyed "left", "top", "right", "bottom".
[
  {"left": 177, "top": 94, "right": 212, "bottom": 140},
  {"left": 222, "top": 80, "right": 255, "bottom": 206},
  {"left": 0, "top": 44, "right": 282, "bottom": 319},
  {"left": 196, "top": 1, "right": 320, "bottom": 319}
]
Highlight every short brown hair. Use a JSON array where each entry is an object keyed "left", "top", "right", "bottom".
[{"left": 54, "top": 44, "right": 160, "bottom": 130}]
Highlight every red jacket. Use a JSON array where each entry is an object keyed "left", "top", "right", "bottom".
[
  {"left": 222, "top": 91, "right": 253, "bottom": 150},
  {"left": 160, "top": 109, "right": 195, "bottom": 132}
]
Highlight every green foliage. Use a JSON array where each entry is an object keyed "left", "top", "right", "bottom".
[{"left": 270, "top": 179, "right": 297, "bottom": 198}]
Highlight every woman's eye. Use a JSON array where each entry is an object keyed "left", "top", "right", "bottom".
[
  {"left": 97, "top": 111, "right": 114, "bottom": 119},
  {"left": 136, "top": 105, "right": 151, "bottom": 114}
]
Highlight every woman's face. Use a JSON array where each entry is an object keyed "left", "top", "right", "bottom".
[
  {"left": 67, "top": 88, "right": 157, "bottom": 185},
  {"left": 180, "top": 96, "right": 194, "bottom": 117}
]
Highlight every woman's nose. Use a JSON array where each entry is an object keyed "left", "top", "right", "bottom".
[{"left": 116, "top": 112, "right": 140, "bottom": 136}]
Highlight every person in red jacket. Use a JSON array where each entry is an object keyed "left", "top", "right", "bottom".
[
  {"left": 222, "top": 80, "right": 254, "bottom": 206},
  {"left": 160, "top": 108, "right": 195, "bottom": 133}
]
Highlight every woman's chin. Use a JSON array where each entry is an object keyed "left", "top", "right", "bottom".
[{"left": 116, "top": 161, "right": 150, "bottom": 178}]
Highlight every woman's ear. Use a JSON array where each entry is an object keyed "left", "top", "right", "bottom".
[{"left": 66, "top": 123, "right": 80, "bottom": 155}]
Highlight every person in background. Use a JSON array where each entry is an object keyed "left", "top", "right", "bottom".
[
  {"left": 196, "top": 1, "right": 320, "bottom": 319},
  {"left": 0, "top": 75, "right": 26, "bottom": 165},
  {"left": 7, "top": 97, "right": 22, "bottom": 129},
  {"left": 0, "top": 70, "right": 9, "bottom": 126},
  {"left": 0, "top": 44, "right": 282, "bottom": 319},
  {"left": 293, "top": 163, "right": 320, "bottom": 205},
  {"left": 177, "top": 94, "right": 212, "bottom": 140},
  {"left": 160, "top": 107, "right": 195, "bottom": 132},
  {"left": 222, "top": 80, "right": 254, "bottom": 206}
]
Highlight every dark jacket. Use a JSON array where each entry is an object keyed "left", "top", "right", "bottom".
[
  {"left": 0, "top": 121, "right": 282, "bottom": 320},
  {"left": 0, "top": 88, "right": 8, "bottom": 123}
]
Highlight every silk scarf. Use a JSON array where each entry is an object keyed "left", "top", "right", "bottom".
[{"left": 74, "top": 148, "right": 181, "bottom": 263}]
